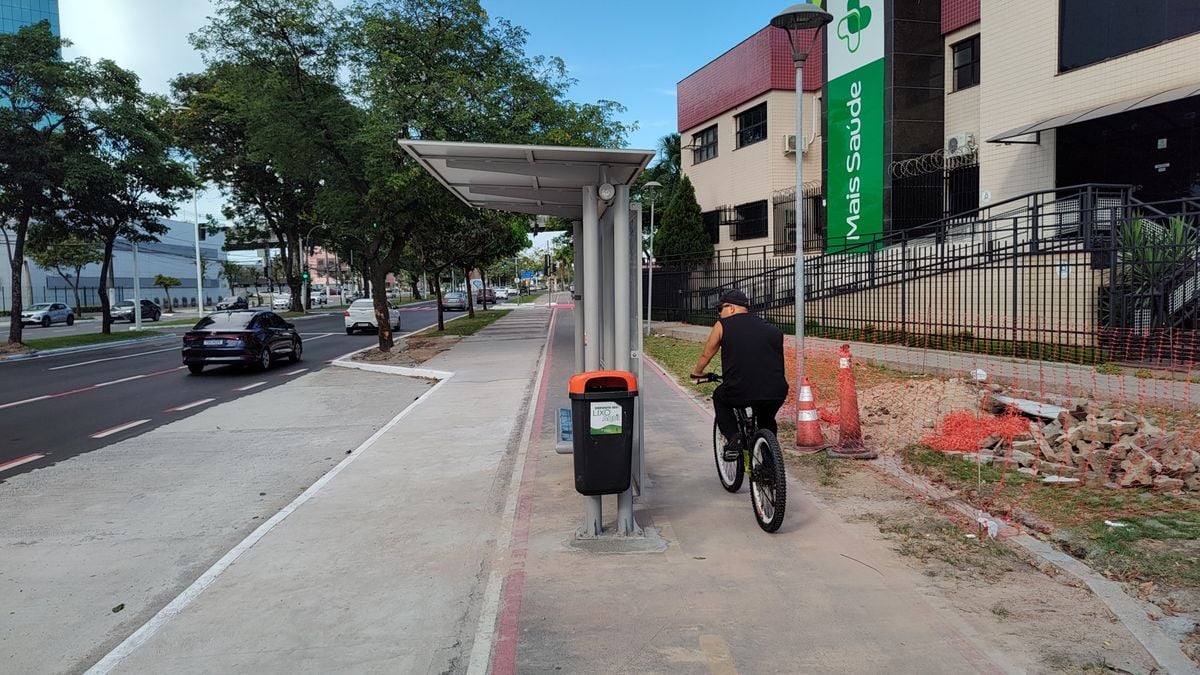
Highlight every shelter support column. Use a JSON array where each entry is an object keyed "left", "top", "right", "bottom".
[
  {"left": 580, "top": 185, "right": 602, "bottom": 537},
  {"left": 613, "top": 185, "right": 640, "bottom": 536},
  {"left": 572, "top": 219, "right": 584, "bottom": 374}
]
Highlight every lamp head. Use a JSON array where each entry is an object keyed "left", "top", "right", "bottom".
[
  {"left": 643, "top": 181, "right": 662, "bottom": 192},
  {"left": 770, "top": 3, "right": 833, "bottom": 31},
  {"left": 598, "top": 183, "right": 616, "bottom": 201}
]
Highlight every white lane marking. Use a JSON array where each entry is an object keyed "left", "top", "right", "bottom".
[
  {"left": 301, "top": 333, "right": 334, "bottom": 342},
  {"left": 48, "top": 346, "right": 179, "bottom": 371},
  {"left": 90, "top": 419, "right": 150, "bottom": 439},
  {"left": 85, "top": 373, "right": 456, "bottom": 675},
  {"left": 165, "top": 398, "right": 215, "bottom": 412},
  {"left": 233, "top": 381, "right": 266, "bottom": 392},
  {"left": 0, "top": 395, "right": 50, "bottom": 411},
  {"left": 0, "top": 453, "right": 46, "bottom": 473},
  {"left": 95, "top": 374, "right": 145, "bottom": 387},
  {"left": 285, "top": 368, "right": 308, "bottom": 376}
]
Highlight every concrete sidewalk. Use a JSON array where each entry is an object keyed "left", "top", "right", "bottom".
[{"left": 656, "top": 322, "right": 1200, "bottom": 408}]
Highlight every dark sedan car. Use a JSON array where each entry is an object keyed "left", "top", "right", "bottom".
[
  {"left": 182, "top": 310, "right": 302, "bottom": 375},
  {"left": 441, "top": 291, "right": 468, "bottom": 311},
  {"left": 112, "top": 299, "right": 162, "bottom": 322},
  {"left": 475, "top": 288, "right": 497, "bottom": 306},
  {"left": 216, "top": 296, "right": 249, "bottom": 311}
]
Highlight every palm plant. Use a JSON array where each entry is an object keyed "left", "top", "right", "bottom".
[{"left": 1113, "top": 216, "right": 1198, "bottom": 328}]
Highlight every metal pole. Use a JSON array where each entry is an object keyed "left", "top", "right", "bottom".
[
  {"left": 601, "top": 210, "right": 615, "bottom": 370},
  {"left": 793, "top": 52, "right": 808, "bottom": 408},
  {"left": 194, "top": 192, "right": 204, "bottom": 318},
  {"left": 581, "top": 186, "right": 602, "bottom": 537},
  {"left": 132, "top": 241, "right": 143, "bottom": 330},
  {"left": 573, "top": 219, "right": 584, "bottom": 374},
  {"left": 613, "top": 185, "right": 639, "bottom": 536},
  {"left": 646, "top": 194, "right": 656, "bottom": 335}
]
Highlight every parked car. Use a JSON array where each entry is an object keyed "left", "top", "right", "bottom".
[
  {"left": 20, "top": 302, "right": 74, "bottom": 327},
  {"left": 216, "top": 296, "right": 249, "bottom": 311},
  {"left": 111, "top": 299, "right": 162, "bottom": 322},
  {"left": 272, "top": 294, "right": 292, "bottom": 310},
  {"left": 492, "top": 287, "right": 510, "bottom": 300},
  {"left": 182, "top": 310, "right": 302, "bottom": 374},
  {"left": 475, "top": 288, "right": 497, "bottom": 305},
  {"left": 441, "top": 291, "right": 468, "bottom": 312},
  {"left": 311, "top": 291, "right": 328, "bottom": 306},
  {"left": 344, "top": 298, "right": 400, "bottom": 334}
]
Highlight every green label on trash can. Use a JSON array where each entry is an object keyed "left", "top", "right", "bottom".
[{"left": 589, "top": 402, "right": 623, "bottom": 435}]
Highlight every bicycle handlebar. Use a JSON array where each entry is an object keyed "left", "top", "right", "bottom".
[{"left": 690, "top": 372, "right": 721, "bottom": 384}]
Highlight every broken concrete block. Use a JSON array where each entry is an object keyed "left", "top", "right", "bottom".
[
  {"left": 1153, "top": 476, "right": 1185, "bottom": 491},
  {"left": 1010, "top": 450, "right": 1037, "bottom": 467},
  {"left": 976, "top": 433, "right": 1002, "bottom": 450},
  {"left": 1039, "top": 462, "right": 1080, "bottom": 478},
  {"left": 1185, "top": 475, "right": 1200, "bottom": 491},
  {"left": 1117, "top": 450, "right": 1162, "bottom": 488},
  {"left": 1017, "top": 467, "right": 1038, "bottom": 477},
  {"left": 1111, "top": 420, "right": 1138, "bottom": 437},
  {"left": 1160, "top": 449, "right": 1200, "bottom": 476}
]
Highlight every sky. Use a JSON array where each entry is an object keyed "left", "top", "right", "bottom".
[{"left": 58, "top": 0, "right": 794, "bottom": 251}]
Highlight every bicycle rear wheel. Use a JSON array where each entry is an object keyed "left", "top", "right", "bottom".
[
  {"left": 713, "top": 419, "right": 743, "bottom": 493},
  {"left": 748, "top": 430, "right": 787, "bottom": 532}
]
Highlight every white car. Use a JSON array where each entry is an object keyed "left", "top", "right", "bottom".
[
  {"left": 492, "top": 287, "right": 510, "bottom": 300},
  {"left": 20, "top": 302, "right": 75, "bottom": 327},
  {"left": 312, "top": 291, "right": 328, "bottom": 305},
  {"left": 344, "top": 298, "right": 400, "bottom": 334},
  {"left": 272, "top": 295, "right": 292, "bottom": 310}
]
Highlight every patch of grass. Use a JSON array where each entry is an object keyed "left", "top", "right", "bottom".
[
  {"left": 901, "top": 444, "right": 1200, "bottom": 589},
  {"left": 1095, "top": 362, "right": 1124, "bottom": 375},
  {"left": 435, "top": 309, "right": 510, "bottom": 337},
  {"left": 643, "top": 335, "right": 720, "bottom": 396},
  {"left": 794, "top": 450, "right": 846, "bottom": 487},
  {"left": 859, "top": 510, "right": 1017, "bottom": 579},
  {"left": 511, "top": 293, "right": 542, "bottom": 304},
  {"left": 1133, "top": 368, "right": 1154, "bottom": 379},
  {"left": 24, "top": 330, "right": 168, "bottom": 351},
  {"left": 990, "top": 603, "right": 1011, "bottom": 620}
]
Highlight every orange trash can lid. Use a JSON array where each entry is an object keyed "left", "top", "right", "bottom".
[{"left": 568, "top": 370, "right": 638, "bottom": 394}]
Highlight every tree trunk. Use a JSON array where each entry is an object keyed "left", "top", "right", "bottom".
[
  {"left": 6, "top": 209, "right": 31, "bottom": 345},
  {"left": 370, "top": 261, "right": 394, "bottom": 351},
  {"left": 98, "top": 237, "right": 116, "bottom": 335},
  {"left": 162, "top": 286, "right": 172, "bottom": 309},
  {"left": 68, "top": 267, "right": 84, "bottom": 318},
  {"left": 409, "top": 271, "right": 422, "bottom": 300},
  {"left": 434, "top": 278, "right": 445, "bottom": 331},
  {"left": 465, "top": 266, "right": 476, "bottom": 318}
]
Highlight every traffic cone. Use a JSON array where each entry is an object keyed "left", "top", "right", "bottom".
[
  {"left": 795, "top": 377, "right": 826, "bottom": 452},
  {"left": 827, "top": 344, "right": 878, "bottom": 460}
]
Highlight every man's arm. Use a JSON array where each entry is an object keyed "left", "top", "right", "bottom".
[{"left": 690, "top": 322, "right": 723, "bottom": 378}]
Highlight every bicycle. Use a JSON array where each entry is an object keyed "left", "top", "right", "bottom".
[{"left": 691, "top": 373, "right": 788, "bottom": 533}]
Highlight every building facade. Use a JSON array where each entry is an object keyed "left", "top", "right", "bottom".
[
  {"left": 679, "top": 0, "right": 1200, "bottom": 255},
  {"left": 0, "top": 0, "right": 58, "bottom": 35}
]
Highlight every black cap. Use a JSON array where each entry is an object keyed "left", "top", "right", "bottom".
[{"left": 713, "top": 288, "right": 749, "bottom": 309}]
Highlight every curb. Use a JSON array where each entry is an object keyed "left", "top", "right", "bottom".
[{"left": 0, "top": 334, "right": 178, "bottom": 362}]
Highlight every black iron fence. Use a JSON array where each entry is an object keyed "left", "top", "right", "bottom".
[
  {"left": 771, "top": 184, "right": 826, "bottom": 255},
  {"left": 645, "top": 185, "right": 1200, "bottom": 367}
]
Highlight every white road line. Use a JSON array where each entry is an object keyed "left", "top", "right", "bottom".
[
  {"left": 84, "top": 373, "right": 456, "bottom": 675},
  {"left": 90, "top": 419, "right": 150, "bottom": 439},
  {"left": 165, "top": 398, "right": 215, "bottom": 412},
  {"left": 233, "top": 381, "right": 266, "bottom": 392},
  {"left": 0, "top": 453, "right": 46, "bottom": 473},
  {"left": 94, "top": 374, "right": 146, "bottom": 387},
  {"left": 285, "top": 368, "right": 308, "bottom": 376},
  {"left": 0, "top": 395, "right": 50, "bottom": 411},
  {"left": 48, "top": 346, "right": 178, "bottom": 371}
]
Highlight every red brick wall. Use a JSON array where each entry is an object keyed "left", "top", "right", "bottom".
[
  {"left": 677, "top": 26, "right": 823, "bottom": 133},
  {"left": 942, "top": 0, "right": 980, "bottom": 34}
]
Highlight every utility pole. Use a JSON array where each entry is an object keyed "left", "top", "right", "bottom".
[{"left": 132, "top": 242, "right": 143, "bottom": 330}]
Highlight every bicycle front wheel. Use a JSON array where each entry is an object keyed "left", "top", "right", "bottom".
[
  {"left": 713, "top": 419, "right": 743, "bottom": 493},
  {"left": 749, "top": 430, "right": 787, "bottom": 532}
]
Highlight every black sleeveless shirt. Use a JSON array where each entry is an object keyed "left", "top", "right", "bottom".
[{"left": 718, "top": 313, "right": 789, "bottom": 403}]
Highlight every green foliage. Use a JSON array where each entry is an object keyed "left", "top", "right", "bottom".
[
  {"left": 654, "top": 175, "right": 711, "bottom": 261},
  {"left": 1113, "top": 216, "right": 1199, "bottom": 329}
]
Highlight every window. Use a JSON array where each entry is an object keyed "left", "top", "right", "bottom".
[
  {"left": 692, "top": 125, "right": 718, "bottom": 164},
  {"left": 730, "top": 200, "right": 769, "bottom": 240},
  {"left": 1060, "top": 0, "right": 1200, "bottom": 72},
  {"left": 701, "top": 210, "right": 721, "bottom": 244},
  {"left": 951, "top": 35, "right": 979, "bottom": 91},
  {"left": 735, "top": 103, "right": 767, "bottom": 148}
]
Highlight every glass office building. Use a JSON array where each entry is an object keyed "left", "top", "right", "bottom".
[{"left": 0, "top": 0, "right": 59, "bottom": 35}]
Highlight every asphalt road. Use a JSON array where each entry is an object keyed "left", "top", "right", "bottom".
[{"left": 0, "top": 302, "right": 444, "bottom": 480}]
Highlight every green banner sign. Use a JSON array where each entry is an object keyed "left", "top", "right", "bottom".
[{"left": 826, "top": 0, "right": 885, "bottom": 252}]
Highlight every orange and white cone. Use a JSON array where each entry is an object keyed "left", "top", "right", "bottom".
[
  {"left": 795, "top": 377, "right": 825, "bottom": 451},
  {"left": 827, "top": 344, "right": 878, "bottom": 460}
]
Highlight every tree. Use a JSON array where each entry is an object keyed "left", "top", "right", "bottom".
[
  {"left": 654, "top": 175, "right": 711, "bottom": 261},
  {"left": 154, "top": 274, "right": 182, "bottom": 308},
  {"left": 26, "top": 235, "right": 103, "bottom": 316},
  {"left": 216, "top": 259, "right": 250, "bottom": 295},
  {"left": 0, "top": 22, "right": 88, "bottom": 344}
]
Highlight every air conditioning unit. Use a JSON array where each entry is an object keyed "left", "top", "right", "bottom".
[
  {"left": 783, "top": 134, "right": 798, "bottom": 155},
  {"left": 945, "top": 132, "right": 976, "bottom": 157}
]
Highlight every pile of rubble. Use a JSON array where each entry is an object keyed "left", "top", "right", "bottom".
[{"left": 965, "top": 397, "right": 1200, "bottom": 491}]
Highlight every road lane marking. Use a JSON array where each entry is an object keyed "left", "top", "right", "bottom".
[
  {"left": 84, "top": 371, "right": 455, "bottom": 675},
  {"left": 301, "top": 333, "right": 334, "bottom": 342},
  {"left": 165, "top": 398, "right": 215, "bottom": 412},
  {"left": 48, "top": 346, "right": 178, "bottom": 370},
  {"left": 234, "top": 381, "right": 266, "bottom": 392},
  {"left": 0, "top": 453, "right": 46, "bottom": 473},
  {"left": 91, "top": 419, "right": 150, "bottom": 439},
  {"left": 0, "top": 395, "right": 50, "bottom": 411},
  {"left": 95, "top": 374, "right": 146, "bottom": 387},
  {"left": 285, "top": 368, "right": 308, "bottom": 376}
]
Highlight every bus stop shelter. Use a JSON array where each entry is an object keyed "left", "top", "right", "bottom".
[{"left": 399, "top": 140, "right": 655, "bottom": 538}]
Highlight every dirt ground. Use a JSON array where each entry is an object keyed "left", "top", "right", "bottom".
[
  {"left": 351, "top": 334, "right": 460, "bottom": 367},
  {"left": 0, "top": 342, "right": 34, "bottom": 358},
  {"left": 857, "top": 376, "right": 981, "bottom": 452},
  {"left": 788, "top": 456, "right": 1162, "bottom": 674}
]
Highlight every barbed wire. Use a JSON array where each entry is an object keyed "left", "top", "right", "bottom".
[
  {"left": 771, "top": 180, "right": 823, "bottom": 202},
  {"left": 889, "top": 145, "right": 979, "bottom": 178}
]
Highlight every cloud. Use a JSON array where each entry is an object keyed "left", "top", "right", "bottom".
[{"left": 653, "top": 87, "right": 677, "bottom": 97}]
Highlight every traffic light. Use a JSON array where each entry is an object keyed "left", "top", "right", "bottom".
[
  {"left": 302, "top": 269, "right": 310, "bottom": 281},
  {"left": 543, "top": 254, "right": 550, "bottom": 277}
]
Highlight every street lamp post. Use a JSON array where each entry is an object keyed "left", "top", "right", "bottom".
[
  {"left": 193, "top": 172, "right": 204, "bottom": 319},
  {"left": 303, "top": 223, "right": 328, "bottom": 313},
  {"left": 771, "top": 3, "right": 832, "bottom": 427},
  {"left": 642, "top": 180, "right": 662, "bottom": 336}
]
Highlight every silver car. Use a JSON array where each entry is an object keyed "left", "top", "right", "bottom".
[{"left": 20, "top": 302, "right": 75, "bottom": 327}]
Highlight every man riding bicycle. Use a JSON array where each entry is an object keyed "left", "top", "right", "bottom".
[{"left": 689, "top": 289, "right": 789, "bottom": 461}]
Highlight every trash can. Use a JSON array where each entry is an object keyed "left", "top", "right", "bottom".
[{"left": 569, "top": 370, "right": 638, "bottom": 495}]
